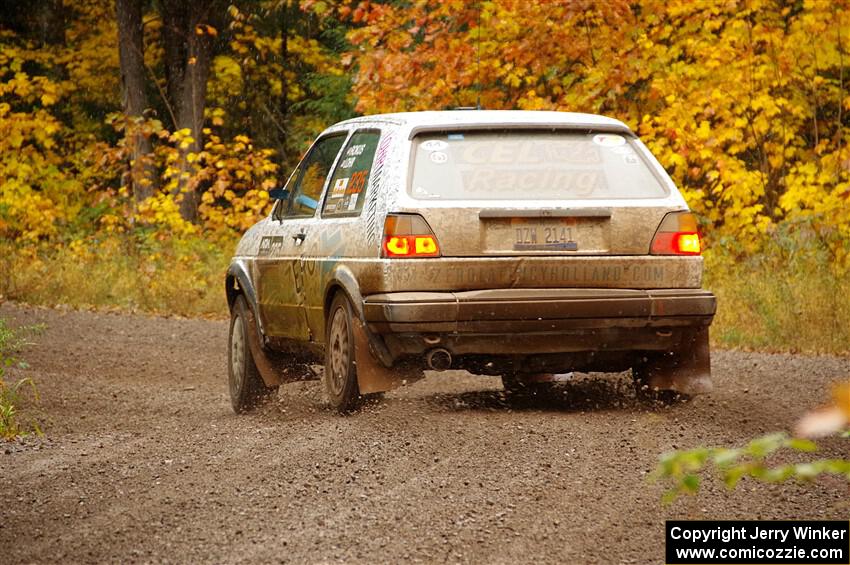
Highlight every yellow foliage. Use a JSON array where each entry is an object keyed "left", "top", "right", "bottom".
[{"left": 348, "top": 0, "right": 850, "bottom": 268}]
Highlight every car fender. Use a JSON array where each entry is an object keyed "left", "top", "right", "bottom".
[
  {"left": 324, "top": 264, "right": 410, "bottom": 394},
  {"left": 323, "top": 263, "right": 367, "bottom": 326},
  {"left": 226, "top": 260, "right": 263, "bottom": 337}
]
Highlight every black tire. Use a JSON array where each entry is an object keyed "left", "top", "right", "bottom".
[
  {"left": 631, "top": 365, "right": 689, "bottom": 405},
  {"left": 324, "top": 293, "right": 363, "bottom": 413},
  {"left": 228, "top": 295, "right": 277, "bottom": 413}
]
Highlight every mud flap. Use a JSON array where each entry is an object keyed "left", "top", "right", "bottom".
[
  {"left": 644, "top": 326, "right": 713, "bottom": 395},
  {"left": 244, "top": 305, "right": 313, "bottom": 387},
  {"left": 352, "top": 317, "right": 417, "bottom": 394}
]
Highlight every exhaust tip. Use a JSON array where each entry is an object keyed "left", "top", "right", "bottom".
[{"left": 426, "top": 348, "right": 452, "bottom": 371}]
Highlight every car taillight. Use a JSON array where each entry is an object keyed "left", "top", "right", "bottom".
[
  {"left": 650, "top": 211, "right": 702, "bottom": 255},
  {"left": 381, "top": 213, "right": 441, "bottom": 258}
]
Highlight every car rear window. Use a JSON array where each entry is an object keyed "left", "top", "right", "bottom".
[{"left": 409, "top": 131, "right": 668, "bottom": 200}]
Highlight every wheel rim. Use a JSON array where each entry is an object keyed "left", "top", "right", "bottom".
[
  {"left": 328, "top": 306, "right": 349, "bottom": 397},
  {"left": 229, "top": 314, "right": 245, "bottom": 398}
]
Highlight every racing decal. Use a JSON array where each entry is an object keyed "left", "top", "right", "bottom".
[
  {"left": 420, "top": 264, "right": 667, "bottom": 285},
  {"left": 258, "top": 235, "right": 285, "bottom": 257},
  {"left": 461, "top": 169, "right": 603, "bottom": 198},
  {"left": 458, "top": 139, "right": 600, "bottom": 165},
  {"left": 346, "top": 143, "right": 366, "bottom": 156},
  {"left": 420, "top": 139, "right": 448, "bottom": 152},
  {"left": 347, "top": 170, "right": 369, "bottom": 193},
  {"left": 365, "top": 131, "right": 395, "bottom": 244}
]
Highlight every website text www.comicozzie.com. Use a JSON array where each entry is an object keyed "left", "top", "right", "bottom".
[
  {"left": 673, "top": 546, "right": 844, "bottom": 562},
  {"left": 665, "top": 521, "right": 850, "bottom": 565}
]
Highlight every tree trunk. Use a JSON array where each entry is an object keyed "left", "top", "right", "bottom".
[
  {"left": 37, "top": 0, "right": 65, "bottom": 45},
  {"left": 159, "top": 0, "right": 218, "bottom": 222},
  {"left": 116, "top": 0, "right": 155, "bottom": 202},
  {"left": 278, "top": 1, "right": 289, "bottom": 161}
]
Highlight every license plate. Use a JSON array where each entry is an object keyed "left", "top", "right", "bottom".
[
  {"left": 513, "top": 220, "right": 578, "bottom": 250},
  {"left": 482, "top": 217, "right": 609, "bottom": 253}
]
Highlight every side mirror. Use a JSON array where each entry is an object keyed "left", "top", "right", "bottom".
[{"left": 269, "top": 188, "right": 289, "bottom": 201}]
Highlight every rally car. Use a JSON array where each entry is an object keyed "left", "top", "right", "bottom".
[{"left": 226, "top": 110, "right": 716, "bottom": 412}]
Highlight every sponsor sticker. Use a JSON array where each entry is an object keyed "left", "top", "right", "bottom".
[
  {"left": 430, "top": 151, "right": 448, "bottom": 164},
  {"left": 592, "top": 134, "right": 626, "bottom": 147},
  {"left": 331, "top": 177, "right": 349, "bottom": 198},
  {"left": 421, "top": 139, "right": 448, "bottom": 152}
]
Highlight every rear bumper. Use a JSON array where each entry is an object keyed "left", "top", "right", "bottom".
[
  {"left": 360, "top": 288, "right": 714, "bottom": 391},
  {"left": 363, "top": 288, "right": 715, "bottom": 334},
  {"left": 362, "top": 288, "right": 714, "bottom": 369}
]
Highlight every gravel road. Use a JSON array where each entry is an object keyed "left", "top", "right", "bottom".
[{"left": 1, "top": 303, "right": 848, "bottom": 564}]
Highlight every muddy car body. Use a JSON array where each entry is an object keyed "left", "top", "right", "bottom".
[{"left": 226, "top": 110, "right": 716, "bottom": 412}]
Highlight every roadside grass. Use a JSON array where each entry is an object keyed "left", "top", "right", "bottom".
[
  {"left": 0, "top": 233, "right": 233, "bottom": 318},
  {"left": 0, "top": 318, "right": 44, "bottom": 440},
  {"left": 1, "top": 231, "right": 848, "bottom": 355},
  {"left": 704, "top": 235, "right": 850, "bottom": 355}
]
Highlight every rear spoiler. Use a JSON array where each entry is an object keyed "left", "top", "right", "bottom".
[{"left": 408, "top": 122, "right": 634, "bottom": 140}]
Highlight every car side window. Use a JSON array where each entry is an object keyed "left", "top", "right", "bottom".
[
  {"left": 322, "top": 130, "right": 381, "bottom": 217},
  {"left": 283, "top": 134, "right": 347, "bottom": 219}
]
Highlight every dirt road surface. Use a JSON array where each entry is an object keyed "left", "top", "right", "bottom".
[{"left": 1, "top": 303, "right": 849, "bottom": 564}]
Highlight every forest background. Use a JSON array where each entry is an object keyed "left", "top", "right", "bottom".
[{"left": 1, "top": 0, "right": 849, "bottom": 354}]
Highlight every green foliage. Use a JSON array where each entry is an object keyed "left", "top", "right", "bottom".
[
  {"left": 653, "top": 432, "right": 850, "bottom": 504},
  {"left": 0, "top": 318, "right": 44, "bottom": 440},
  {"left": 705, "top": 220, "right": 850, "bottom": 354}
]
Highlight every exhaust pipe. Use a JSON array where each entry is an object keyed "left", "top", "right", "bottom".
[{"left": 426, "top": 348, "right": 452, "bottom": 371}]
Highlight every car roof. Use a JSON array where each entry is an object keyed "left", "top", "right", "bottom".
[{"left": 333, "top": 110, "right": 633, "bottom": 137}]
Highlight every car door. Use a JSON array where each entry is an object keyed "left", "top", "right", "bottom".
[
  {"left": 298, "top": 128, "right": 383, "bottom": 342},
  {"left": 255, "top": 133, "right": 347, "bottom": 340}
]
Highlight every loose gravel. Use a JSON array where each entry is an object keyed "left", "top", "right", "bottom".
[{"left": 1, "top": 303, "right": 848, "bottom": 564}]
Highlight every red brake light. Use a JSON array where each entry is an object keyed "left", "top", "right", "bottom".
[
  {"left": 650, "top": 212, "right": 702, "bottom": 255},
  {"left": 674, "top": 233, "right": 701, "bottom": 254},
  {"left": 382, "top": 214, "right": 441, "bottom": 258}
]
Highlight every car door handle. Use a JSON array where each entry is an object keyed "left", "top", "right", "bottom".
[{"left": 292, "top": 231, "right": 306, "bottom": 243}]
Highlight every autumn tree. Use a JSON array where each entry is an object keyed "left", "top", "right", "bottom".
[
  {"left": 343, "top": 0, "right": 850, "bottom": 262},
  {"left": 157, "top": 0, "right": 224, "bottom": 221}
]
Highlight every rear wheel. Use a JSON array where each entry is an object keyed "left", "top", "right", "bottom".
[
  {"left": 228, "top": 295, "right": 277, "bottom": 413},
  {"left": 324, "top": 293, "right": 363, "bottom": 413}
]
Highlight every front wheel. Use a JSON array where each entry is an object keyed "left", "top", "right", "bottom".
[
  {"left": 324, "top": 293, "right": 363, "bottom": 413},
  {"left": 228, "top": 295, "right": 277, "bottom": 413}
]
